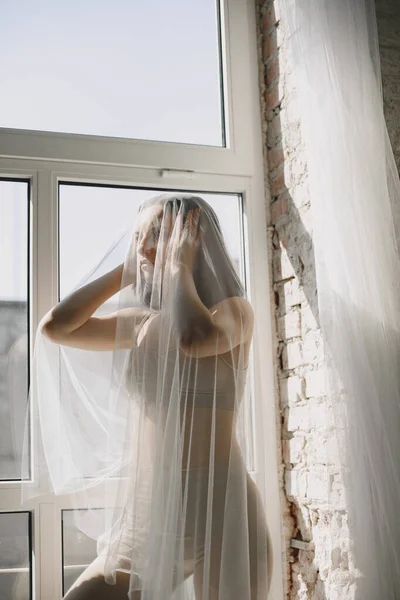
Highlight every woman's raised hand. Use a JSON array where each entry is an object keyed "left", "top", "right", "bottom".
[{"left": 171, "top": 207, "right": 203, "bottom": 273}]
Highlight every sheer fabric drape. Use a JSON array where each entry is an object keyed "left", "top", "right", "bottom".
[
  {"left": 22, "top": 193, "right": 273, "bottom": 599},
  {"left": 281, "top": 1, "right": 400, "bottom": 598}
]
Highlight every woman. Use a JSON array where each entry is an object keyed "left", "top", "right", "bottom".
[{"left": 37, "top": 193, "right": 273, "bottom": 599}]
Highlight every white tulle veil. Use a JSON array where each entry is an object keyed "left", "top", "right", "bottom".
[
  {"left": 280, "top": 1, "right": 400, "bottom": 598},
  {"left": 22, "top": 192, "right": 273, "bottom": 599}
]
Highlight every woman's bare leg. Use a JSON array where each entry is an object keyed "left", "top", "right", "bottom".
[
  {"left": 62, "top": 552, "right": 197, "bottom": 600},
  {"left": 62, "top": 554, "right": 140, "bottom": 600},
  {"left": 193, "top": 473, "right": 273, "bottom": 599}
]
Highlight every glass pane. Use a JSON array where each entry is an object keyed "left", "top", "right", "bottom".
[
  {"left": 0, "top": 512, "right": 31, "bottom": 599},
  {"left": 0, "top": 181, "right": 29, "bottom": 480},
  {"left": 1, "top": 0, "right": 224, "bottom": 146},
  {"left": 59, "top": 184, "right": 247, "bottom": 472},
  {"left": 62, "top": 510, "right": 101, "bottom": 595},
  {"left": 59, "top": 185, "right": 243, "bottom": 302}
]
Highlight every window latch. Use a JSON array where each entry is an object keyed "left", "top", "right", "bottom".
[{"left": 160, "top": 169, "right": 197, "bottom": 180}]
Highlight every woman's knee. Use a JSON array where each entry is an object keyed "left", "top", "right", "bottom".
[
  {"left": 63, "top": 574, "right": 134, "bottom": 600},
  {"left": 62, "top": 554, "right": 133, "bottom": 600}
]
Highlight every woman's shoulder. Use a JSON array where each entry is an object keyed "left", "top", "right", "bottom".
[
  {"left": 211, "top": 296, "right": 254, "bottom": 328},
  {"left": 212, "top": 295, "right": 253, "bottom": 312}
]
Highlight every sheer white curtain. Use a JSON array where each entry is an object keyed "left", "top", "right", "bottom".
[{"left": 281, "top": 1, "right": 400, "bottom": 598}]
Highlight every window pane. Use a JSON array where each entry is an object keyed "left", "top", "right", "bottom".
[
  {"left": 59, "top": 185, "right": 243, "bottom": 302},
  {"left": 62, "top": 510, "right": 101, "bottom": 595},
  {"left": 1, "top": 0, "right": 224, "bottom": 146},
  {"left": 0, "top": 512, "right": 31, "bottom": 599},
  {"left": 0, "top": 181, "right": 29, "bottom": 481},
  {"left": 59, "top": 185, "right": 250, "bottom": 474}
]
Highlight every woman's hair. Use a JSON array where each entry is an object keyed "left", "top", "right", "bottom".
[{"left": 138, "top": 193, "right": 244, "bottom": 308}]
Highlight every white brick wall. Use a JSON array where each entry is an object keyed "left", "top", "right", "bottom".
[
  {"left": 277, "top": 310, "right": 301, "bottom": 340},
  {"left": 282, "top": 341, "right": 303, "bottom": 370},
  {"left": 304, "top": 369, "right": 325, "bottom": 398},
  {"left": 280, "top": 375, "right": 305, "bottom": 407},
  {"left": 258, "top": 0, "right": 400, "bottom": 597}
]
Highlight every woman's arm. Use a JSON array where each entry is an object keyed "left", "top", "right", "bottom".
[
  {"left": 40, "top": 264, "right": 141, "bottom": 350},
  {"left": 171, "top": 264, "right": 253, "bottom": 358},
  {"left": 169, "top": 208, "right": 252, "bottom": 357}
]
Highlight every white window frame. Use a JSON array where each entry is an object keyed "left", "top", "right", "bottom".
[{"left": 0, "top": 1, "right": 284, "bottom": 598}]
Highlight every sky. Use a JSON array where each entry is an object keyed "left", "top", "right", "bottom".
[
  {"left": 0, "top": 0, "right": 222, "bottom": 145},
  {"left": 0, "top": 0, "right": 244, "bottom": 302}
]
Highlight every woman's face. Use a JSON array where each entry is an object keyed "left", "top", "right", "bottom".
[{"left": 135, "top": 204, "right": 166, "bottom": 282}]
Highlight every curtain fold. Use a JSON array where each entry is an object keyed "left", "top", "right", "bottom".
[{"left": 281, "top": 1, "right": 400, "bottom": 598}]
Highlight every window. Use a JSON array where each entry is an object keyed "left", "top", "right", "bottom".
[
  {"left": 62, "top": 509, "right": 99, "bottom": 595},
  {"left": 1, "top": 0, "right": 224, "bottom": 146},
  {"left": 59, "top": 185, "right": 255, "bottom": 497},
  {"left": 0, "top": 180, "right": 30, "bottom": 482},
  {"left": 0, "top": 512, "right": 32, "bottom": 599},
  {"left": 59, "top": 184, "right": 244, "bottom": 300},
  {"left": 0, "top": 1, "right": 282, "bottom": 598}
]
